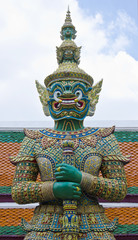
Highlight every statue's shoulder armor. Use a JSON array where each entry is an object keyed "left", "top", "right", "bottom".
[
  {"left": 24, "top": 128, "right": 44, "bottom": 140},
  {"left": 95, "top": 126, "right": 115, "bottom": 138},
  {"left": 95, "top": 126, "right": 130, "bottom": 164},
  {"left": 10, "top": 129, "right": 46, "bottom": 166}
]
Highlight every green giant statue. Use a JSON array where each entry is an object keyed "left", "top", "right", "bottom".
[{"left": 11, "top": 9, "right": 129, "bottom": 240}]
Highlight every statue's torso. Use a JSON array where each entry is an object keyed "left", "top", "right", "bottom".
[
  {"left": 19, "top": 127, "right": 119, "bottom": 239},
  {"left": 35, "top": 135, "right": 102, "bottom": 206}
]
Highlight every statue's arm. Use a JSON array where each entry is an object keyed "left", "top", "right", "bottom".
[
  {"left": 81, "top": 134, "right": 130, "bottom": 202},
  {"left": 11, "top": 137, "right": 55, "bottom": 204},
  {"left": 11, "top": 161, "right": 55, "bottom": 204},
  {"left": 81, "top": 161, "right": 127, "bottom": 201}
]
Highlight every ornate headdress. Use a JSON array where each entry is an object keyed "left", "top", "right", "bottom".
[
  {"left": 36, "top": 8, "right": 103, "bottom": 117},
  {"left": 44, "top": 8, "right": 94, "bottom": 87}
]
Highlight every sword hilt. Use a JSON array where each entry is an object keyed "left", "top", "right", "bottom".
[{"left": 62, "top": 140, "right": 79, "bottom": 239}]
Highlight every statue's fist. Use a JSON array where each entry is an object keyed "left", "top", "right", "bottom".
[
  {"left": 53, "top": 182, "right": 81, "bottom": 200},
  {"left": 55, "top": 163, "right": 82, "bottom": 183}
]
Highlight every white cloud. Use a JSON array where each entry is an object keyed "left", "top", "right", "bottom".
[
  {"left": 92, "top": 51, "right": 138, "bottom": 101},
  {"left": 116, "top": 10, "right": 138, "bottom": 34},
  {"left": 0, "top": 0, "right": 137, "bottom": 121},
  {"left": 106, "top": 10, "right": 138, "bottom": 55},
  {"left": 109, "top": 35, "right": 129, "bottom": 54},
  {"left": 108, "top": 10, "right": 138, "bottom": 35}
]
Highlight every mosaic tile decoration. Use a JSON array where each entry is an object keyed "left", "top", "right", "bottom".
[{"left": 0, "top": 130, "right": 137, "bottom": 239}]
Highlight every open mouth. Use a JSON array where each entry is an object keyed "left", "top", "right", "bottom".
[
  {"left": 54, "top": 98, "right": 84, "bottom": 110},
  {"left": 61, "top": 98, "right": 76, "bottom": 105}
]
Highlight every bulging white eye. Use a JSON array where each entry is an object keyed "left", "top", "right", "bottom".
[
  {"left": 75, "top": 90, "right": 82, "bottom": 100},
  {"left": 54, "top": 91, "right": 62, "bottom": 102}
]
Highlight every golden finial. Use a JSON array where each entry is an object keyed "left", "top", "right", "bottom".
[
  {"left": 60, "top": 7, "right": 76, "bottom": 40},
  {"left": 65, "top": 6, "right": 72, "bottom": 24}
]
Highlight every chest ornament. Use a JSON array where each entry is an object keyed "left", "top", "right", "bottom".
[
  {"left": 24, "top": 126, "right": 115, "bottom": 150},
  {"left": 41, "top": 137, "right": 57, "bottom": 149},
  {"left": 40, "top": 136, "right": 98, "bottom": 150},
  {"left": 80, "top": 135, "right": 98, "bottom": 148}
]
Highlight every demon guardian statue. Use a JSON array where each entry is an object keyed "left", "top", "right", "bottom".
[{"left": 11, "top": 9, "right": 129, "bottom": 240}]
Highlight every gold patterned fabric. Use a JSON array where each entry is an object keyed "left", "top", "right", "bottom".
[{"left": 11, "top": 127, "right": 129, "bottom": 239}]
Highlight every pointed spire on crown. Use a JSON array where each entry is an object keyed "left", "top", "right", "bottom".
[
  {"left": 60, "top": 6, "right": 77, "bottom": 40},
  {"left": 65, "top": 6, "right": 72, "bottom": 23},
  {"left": 44, "top": 8, "right": 93, "bottom": 88}
]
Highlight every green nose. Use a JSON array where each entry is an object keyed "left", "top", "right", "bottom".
[
  {"left": 63, "top": 90, "right": 72, "bottom": 94},
  {"left": 63, "top": 86, "right": 73, "bottom": 95}
]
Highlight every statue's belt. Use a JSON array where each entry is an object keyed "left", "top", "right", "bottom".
[{"left": 39, "top": 203, "right": 104, "bottom": 214}]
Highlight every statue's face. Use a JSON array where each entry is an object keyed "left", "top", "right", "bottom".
[
  {"left": 64, "top": 49, "right": 74, "bottom": 60},
  {"left": 62, "top": 27, "right": 74, "bottom": 39},
  {"left": 47, "top": 80, "right": 92, "bottom": 121}
]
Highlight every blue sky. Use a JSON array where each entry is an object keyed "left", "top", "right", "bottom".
[
  {"left": 0, "top": 0, "right": 138, "bottom": 123},
  {"left": 78, "top": 0, "right": 138, "bottom": 25},
  {"left": 78, "top": 0, "right": 137, "bottom": 21},
  {"left": 78, "top": 0, "right": 138, "bottom": 59}
]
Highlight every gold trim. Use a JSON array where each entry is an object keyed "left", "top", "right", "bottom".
[
  {"left": 77, "top": 204, "right": 104, "bottom": 214},
  {"left": 103, "top": 155, "right": 131, "bottom": 163},
  {"left": 36, "top": 204, "right": 104, "bottom": 214},
  {"left": 41, "top": 182, "right": 56, "bottom": 201},
  {"left": 10, "top": 155, "right": 35, "bottom": 165},
  {"left": 24, "top": 129, "right": 43, "bottom": 139},
  {"left": 65, "top": 121, "right": 73, "bottom": 131}
]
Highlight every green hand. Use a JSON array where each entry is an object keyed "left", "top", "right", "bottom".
[
  {"left": 55, "top": 163, "right": 82, "bottom": 183},
  {"left": 53, "top": 182, "right": 81, "bottom": 200}
]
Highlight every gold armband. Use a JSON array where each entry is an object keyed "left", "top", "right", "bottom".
[{"left": 41, "top": 181, "right": 56, "bottom": 201}]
